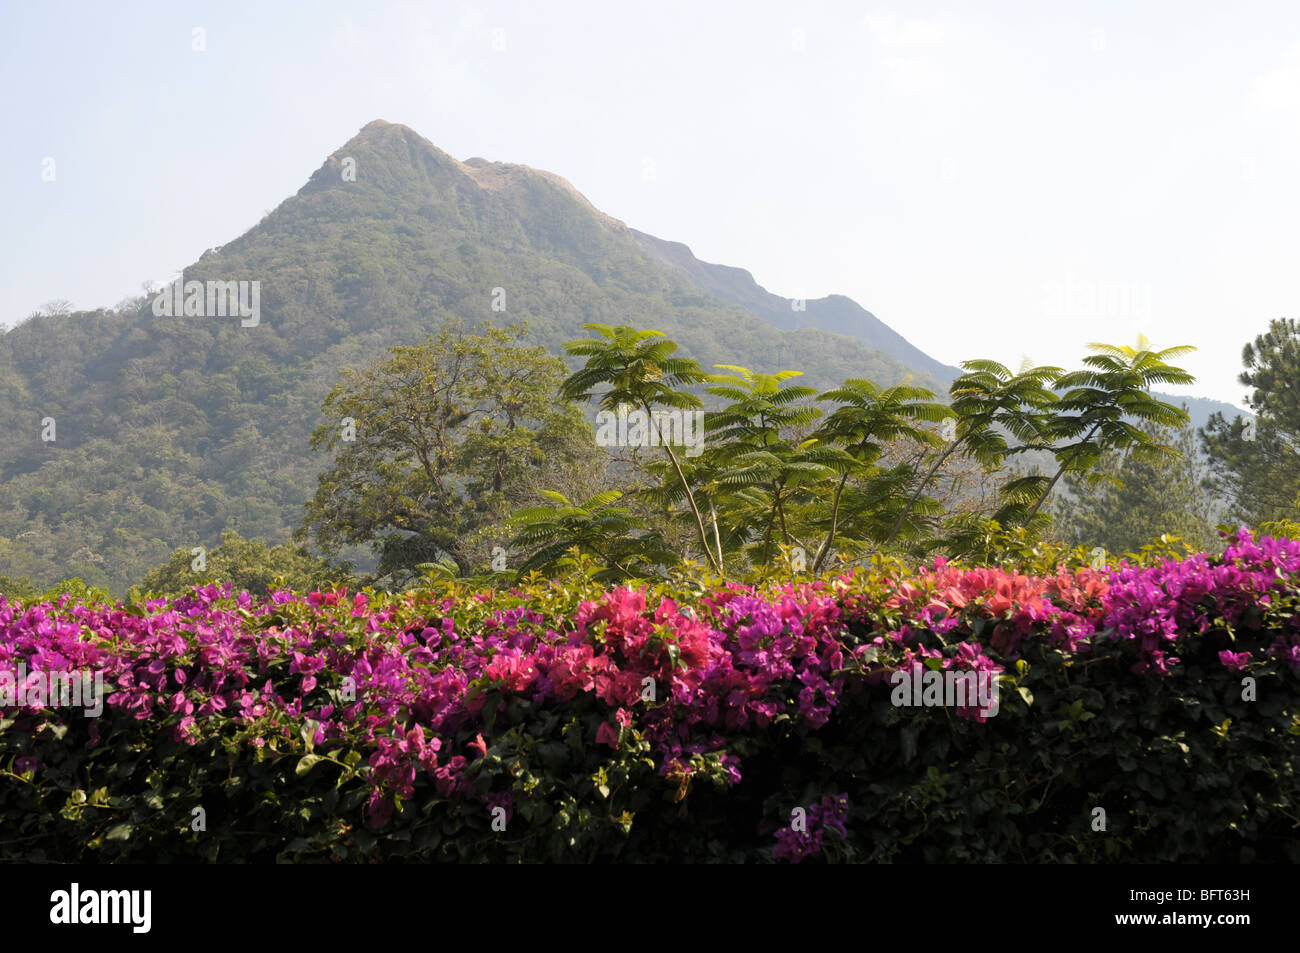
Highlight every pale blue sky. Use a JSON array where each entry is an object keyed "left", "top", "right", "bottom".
[{"left": 5, "top": 1, "right": 1299, "bottom": 409}]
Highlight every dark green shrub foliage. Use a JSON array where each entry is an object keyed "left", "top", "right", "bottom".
[{"left": 1, "top": 529, "right": 1296, "bottom": 862}]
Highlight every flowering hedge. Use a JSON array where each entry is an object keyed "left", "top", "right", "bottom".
[{"left": 1, "top": 528, "right": 1297, "bottom": 862}]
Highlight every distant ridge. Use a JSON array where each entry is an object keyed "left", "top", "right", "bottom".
[{"left": 632, "top": 228, "right": 961, "bottom": 385}]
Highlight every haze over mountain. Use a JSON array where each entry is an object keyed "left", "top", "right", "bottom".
[
  {"left": 0, "top": 120, "right": 1248, "bottom": 594},
  {"left": 631, "top": 229, "right": 960, "bottom": 386}
]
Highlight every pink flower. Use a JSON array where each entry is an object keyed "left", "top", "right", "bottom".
[
  {"left": 173, "top": 716, "right": 199, "bottom": 745},
  {"left": 596, "top": 720, "right": 619, "bottom": 749},
  {"left": 367, "top": 789, "right": 395, "bottom": 829},
  {"left": 1218, "top": 649, "right": 1252, "bottom": 671}
]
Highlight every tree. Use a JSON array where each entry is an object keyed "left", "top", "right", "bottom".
[
  {"left": 0, "top": 575, "right": 39, "bottom": 602},
  {"left": 809, "top": 379, "right": 951, "bottom": 569},
  {"left": 514, "top": 323, "right": 1200, "bottom": 581},
  {"left": 36, "top": 299, "right": 74, "bottom": 317},
  {"left": 894, "top": 358, "right": 1062, "bottom": 543},
  {"left": 508, "top": 490, "right": 678, "bottom": 581},
  {"left": 302, "top": 322, "right": 605, "bottom": 585},
  {"left": 131, "top": 531, "right": 345, "bottom": 600},
  {"left": 559, "top": 324, "right": 720, "bottom": 571},
  {"left": 663, "top": 365, "right": 835, "bottom": 570},
  {"left": 1049, "top": 415, "right": 1219, "bottom": 555},
  {"left": 1014, "top": 335, "right": 1196, "bottom": 527},
  {"left": 1201, "top": 318, "right": 1300, "bottom": 528}
]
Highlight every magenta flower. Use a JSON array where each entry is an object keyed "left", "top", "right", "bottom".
[{"left": 1218, "top": 649, "right": 1252, "bottom": 671}]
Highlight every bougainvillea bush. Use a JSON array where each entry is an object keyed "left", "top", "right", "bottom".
[{"left": 1, "top": 528, "right": 1297, "bottom": 863}]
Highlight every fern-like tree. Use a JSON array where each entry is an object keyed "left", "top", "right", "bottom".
[
  {"left": 808, "top": 380, "right": 952, "bottom": 570},
  {"left": 1014, "top": 335, "right": 1197, "bottom": 527},
  {"left": 559, "top": 324, "right": 721, "bottom": 571},
  {"left": 507, "top": 490, "right": 678, "bottom": 582},
  {"left": 882, "top": 358, "right": 1064, "bottom": 547},
  {"left": 652, "top": 365, "right": 837, "bottom": 569}
]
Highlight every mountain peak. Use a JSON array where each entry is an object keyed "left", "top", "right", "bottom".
[
  {"left": 292, "top": 120, "right": 467, "bottom": 201},
  {"left": 343, "top": 118, "right": 454, "bottom": 158}
]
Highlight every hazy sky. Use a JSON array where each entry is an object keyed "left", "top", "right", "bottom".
[{"left": 5, "top": 1, "right": 1298, "bottom": 410}]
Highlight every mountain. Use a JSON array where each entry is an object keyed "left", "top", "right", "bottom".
[
  {"left": 631, "top": 230, "right": 961, "bottom": 386},
  {"left": 1156, "top": 394, "right": 1252, "bottom": 435},
  {"left": 0, "top": 121, "right": 942, "bottom": 594}
]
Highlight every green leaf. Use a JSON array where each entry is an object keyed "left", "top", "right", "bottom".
[
  {"left": 296, "top": 753, "right": 325, "bottom": 777},
  {"left": 105, "top": 823, "right": 133, "bottom": 841}
]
